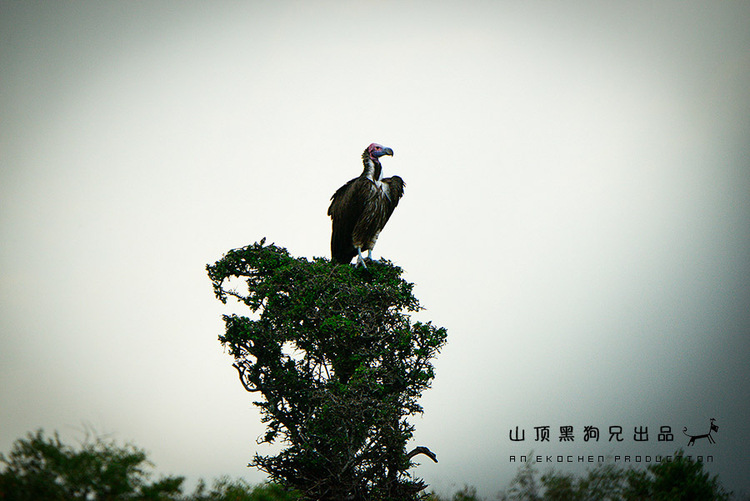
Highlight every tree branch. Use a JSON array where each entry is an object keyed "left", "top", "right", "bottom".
[{"left": 407, "top": 446, "right": 438, "bottom": 463}]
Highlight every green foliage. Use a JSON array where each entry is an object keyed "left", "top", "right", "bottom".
[
  {"left": 0, "top": 428, "right": 184, "bottom": 500},
  {"left": 190, "top": 477, "right": 299, "bottom": 501},
  {"left": 452, "top": 485, "right": 482, "bottom": 501},
  {"left": 539, "top": 463, "right": 628, "bottom": 501},
  {"left": 0, "top": 429, "right": 737, "bottom": 501},
  {"left": 497, "top": 450, "right": 733, "bottom": 500},
  {"left": 501, "top": 457, "right": 542, "bottom": 501},
  {"left": 630, "top": 450, "right": 732, "bottom": 501},
  {"left": 207, "top": 240, "right": 448, "bottom": 501},
  {"left": 0, "top": 429, "right": 302, "bottom": 501}
]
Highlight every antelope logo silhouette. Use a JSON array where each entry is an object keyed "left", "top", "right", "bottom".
[{"left": 683, "top": 418, "right": 719, "bottom": 446}]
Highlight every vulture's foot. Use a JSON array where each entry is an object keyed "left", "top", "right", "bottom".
[{"left": 365, "top": 249, "right": 380, "bottom": 264}]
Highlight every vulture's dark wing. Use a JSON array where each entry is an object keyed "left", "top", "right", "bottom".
[
  {"left": 381, "top": 176, "right": 405, "bottom": 221},
  {"left": 328, "top": 177, "right": 362, "bottom": 264}
]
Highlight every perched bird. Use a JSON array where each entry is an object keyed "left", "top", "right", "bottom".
[{"left": 328, "top": 143, "right": 404, "bottom": 267}]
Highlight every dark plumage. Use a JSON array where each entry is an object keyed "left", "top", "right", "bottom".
[{"left": 328, "top": 143, "right": 405, "bottom": 266}]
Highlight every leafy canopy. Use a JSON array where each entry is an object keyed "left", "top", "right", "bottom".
[
  {"left": 0, "top": 429, "right": 183, "bottom": 501},
  {"left": 495, "top": 450, "right": 732, "bottom": 501},
  {"left": 207, "top": 240, "right": 447, "bottom": 501}
]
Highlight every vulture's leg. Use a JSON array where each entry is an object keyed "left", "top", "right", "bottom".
[
  {"left": 356, "top": 247, "right": 368, "bottom": 268},
  {"left": 366, "top": 249, "right": 379, "bottom": 263}
]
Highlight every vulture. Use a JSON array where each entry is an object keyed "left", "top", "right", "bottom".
[{"left": 328, "top": 143, "right": 404, "bottom": 267}]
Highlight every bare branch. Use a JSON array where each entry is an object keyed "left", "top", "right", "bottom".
[{"left": 407, "top": 446, "right": 438, "bottom": 463}]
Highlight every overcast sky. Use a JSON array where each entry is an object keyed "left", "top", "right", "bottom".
[{"left": 2, "top": 1, "right": 749, "bottom": 497}]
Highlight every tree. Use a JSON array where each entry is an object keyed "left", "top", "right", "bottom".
[
  {"left": 0, "top": 429, "right": 184, "bottom": 500},
  {"left": 189, "top": 477, "right": 300, "bottom": 501},
  {"left": 497, "top": 450, "right": 733, "bottom": 500},
  {"left": 206, "top": 240, "right": 447, "bottom": 501},
  {"left": 500, "top": 456, "right": 542, "bottom": 501},
  {"left": 626, "top": 450, "right": 732, "bottom": 501},
  {"left": 540, "top": 463, "right": 628, "bottom": 501}
]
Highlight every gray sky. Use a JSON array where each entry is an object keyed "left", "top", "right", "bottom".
[{"left": 2, "top": 1, "right": 749, "bottom": 497}]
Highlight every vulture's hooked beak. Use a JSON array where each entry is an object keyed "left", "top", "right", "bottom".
[{"left": 381, "top": 147, "right": 394, "bottom": 157}]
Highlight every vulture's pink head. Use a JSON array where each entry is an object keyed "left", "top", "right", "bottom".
[{"left": 366, "top": 143, "right": 394, "bottom": 159}]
